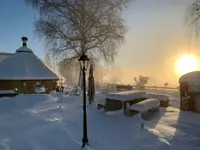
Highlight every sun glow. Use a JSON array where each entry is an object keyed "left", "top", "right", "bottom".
[{"left": 176, "top": 54, "right": 198, "bottom": 75}]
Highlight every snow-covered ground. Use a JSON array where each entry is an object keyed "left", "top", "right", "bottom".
[{"left": 0, "top": 90, "right": 199, "bottom": 150}]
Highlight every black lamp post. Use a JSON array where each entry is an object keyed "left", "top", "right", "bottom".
[{"left": 78, "top": 53, "right": 90, "bottom": 148}]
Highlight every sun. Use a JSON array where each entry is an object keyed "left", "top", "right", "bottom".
[{"left": 176, "top": 55, "right": 198, "bottom": 75}]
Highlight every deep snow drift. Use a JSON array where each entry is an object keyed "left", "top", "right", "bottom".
[{"left": 0, "top": 91, "right": 199, "bottom": 150}]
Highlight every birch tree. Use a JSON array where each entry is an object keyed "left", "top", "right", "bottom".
[
  {"left": 44, "top": 54, "right": 53, "bottom": 69},
  {"left": 25, "top": 0, "right": 130, "bottom": 86},
  {"left": 186, "top": 1, "right": 200, "bottom": 38},
  {"left": 58, "top": 58, "right": 79, "bottom": 85}
]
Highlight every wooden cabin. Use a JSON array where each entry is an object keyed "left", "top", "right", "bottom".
[{"left": 0, "top": 37, "right": 61, "bottom": 95}]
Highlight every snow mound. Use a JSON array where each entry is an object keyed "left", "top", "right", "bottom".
[
  {"left": 65, "top": 86, "right": 82, "bottom": 96},
  {"left": 35, "top": 87, "right": 46, "bottom": 94},
  {"left": 148, "top": 92, "right": 170, "bottom": 101},
  {"left": 13, "top": 94, "right": 56, "bottom": 108},
  {"left": 130, "top": 98, "right": 160, "bottom": 112},
  {"left": 106, "top": 91, "right": 148, "bottom": 101}
]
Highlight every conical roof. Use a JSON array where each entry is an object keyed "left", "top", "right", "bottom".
[{"left": 0, "top": 37, "right": 60, "bottom": 80}]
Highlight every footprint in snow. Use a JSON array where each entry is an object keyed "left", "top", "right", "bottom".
[{"left": 46, "top": 116, "right": 62, "bottom": 122}]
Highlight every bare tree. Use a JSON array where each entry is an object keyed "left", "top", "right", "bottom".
[
  {"left": 185, "top": 1, "right": 200, "bottom": 38},
  {"left": 24, "top": 0, "right": 130, "bottom": 86},
  {"left": 134, "top": 75, "right": 149, "bottom": 90},
  {"left": 44, "top": 54, "right": 53, "bottom": 69},
  {"left": 58, "top": 58, "right": 80, "bottom": 85},
  {"left": 93, "top": 62, "right": 105, "bottom": 83},
  {"left": 109, "top": 76, "right": 121, "bottom": 89}
]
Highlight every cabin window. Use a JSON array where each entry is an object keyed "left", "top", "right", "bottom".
[{"left": 23, "top": 82, "right": 26, "bottom": 87}]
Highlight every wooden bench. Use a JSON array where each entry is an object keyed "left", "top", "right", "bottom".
[{"left": 128, "top": 98, "right": 160, "bottom": 119}]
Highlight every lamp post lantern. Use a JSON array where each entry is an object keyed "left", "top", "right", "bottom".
[{"left": 78, "top": 53, "right": 90, "bottom": 148}]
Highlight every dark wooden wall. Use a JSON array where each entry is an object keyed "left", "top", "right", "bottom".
[{"left": 0, "top": 80, "right": 58, "bottom": 94}]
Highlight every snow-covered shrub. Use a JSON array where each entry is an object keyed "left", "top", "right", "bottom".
[{"left": 65, "top": 86, "right": 82, "bottom": 96}]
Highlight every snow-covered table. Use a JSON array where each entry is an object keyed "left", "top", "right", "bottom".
[
  {"left": 105, "top": 91, "right": 148, "bottom": 112},
  {"left": 147, "top": 92, "right": 170, "bottom": 107},
  {"left": 106, "top": 91, "right": 148, "bottom": 101}
]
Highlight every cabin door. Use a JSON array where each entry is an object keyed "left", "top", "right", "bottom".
[{"left": 180, "top": 81, "right": 189, "bottom": 110}]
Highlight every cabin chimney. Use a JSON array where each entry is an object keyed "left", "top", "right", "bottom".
[{"left": 22, "top": 37, "right": 28, "bottom": 47}]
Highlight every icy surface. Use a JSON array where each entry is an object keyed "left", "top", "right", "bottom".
[
  {"left": 0, "top": 90, "right": 199, "bottom": 150},
  {"left": 106, "top": 91, "right": 148, "bottom": 101},
  {"left": 130, "top": 98, "right": 160, "bottom": 112}
]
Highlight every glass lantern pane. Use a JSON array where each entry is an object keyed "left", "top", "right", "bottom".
[
  {"left": 83, "top": 61, "right": 86, "bottom": 70},
  {"left": 86, "top": 61, "right": 90, "bottom": 70},
  {"left": 79, "top": 61, "right": 83, "bottom": 70}
]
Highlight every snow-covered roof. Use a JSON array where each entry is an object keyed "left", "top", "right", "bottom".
[
  {"left": 0, "top": 52, "right": 13, "bottom": 55},
  {"left": 106, "top": 91, "right": 148, "bottom": 101},
  {"left": 0, "top": 37, "right": 60, "bottom": 80},
  {"left": 43, "top": 64, "right": 65, "bottom": 81},
  {"left": 0, "top": 52, "right": 13, "bottom": 62},
  {"left": 179, "top": 71, "right": 200, "bottom": 83}
]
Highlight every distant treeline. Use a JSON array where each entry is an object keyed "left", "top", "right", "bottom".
[
  {"left": 138, "top": 85, "right": 179, "bottom": 90},
  {"left": 116, "top": 84, "right": 133, "bottom": 90},
  {"left": 104, "top": 83, "right": 178, "bottom": 91}
]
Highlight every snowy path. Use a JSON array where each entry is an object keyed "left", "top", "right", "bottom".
[{"left": 0, "top": 93, "right": 199, "bottom": 150}]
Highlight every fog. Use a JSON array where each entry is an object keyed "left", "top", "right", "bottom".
[{"left": 101, "top": 0, "right": 200, "bottom": 87}]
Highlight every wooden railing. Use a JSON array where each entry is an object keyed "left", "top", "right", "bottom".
[
  {"left": 133, "top": 85, "right": 179, "bottom": 90},
  {"left": 98, "top": 83, "right": 179, "bottom": 91}
]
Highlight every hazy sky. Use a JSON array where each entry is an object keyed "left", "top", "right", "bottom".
[
  {"left": 111, "top": 0, "right": 200, "bottom": 86},
  {"left": 0, "top": 0, "right": 199, "bottom": 86}
]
